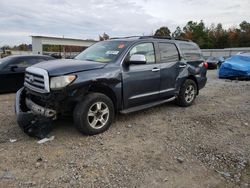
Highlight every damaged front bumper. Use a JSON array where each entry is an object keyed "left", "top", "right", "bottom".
[
  {"left": 25, "top": 98, "right": 57, "bottom": 119},
  {"left": 15, "top": 87, "right": 55, "bottom": 138},
  {"left": 15, "top": 87, "right": 57, "bottom": 119}
]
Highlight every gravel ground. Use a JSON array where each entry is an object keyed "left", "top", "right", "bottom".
[{"left": 0, "top": 70, "right": 250, "bottom": 188}]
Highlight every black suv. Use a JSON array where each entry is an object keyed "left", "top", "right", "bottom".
[{"left": 15, "top": 36, "right": 207, "bottom": 136}]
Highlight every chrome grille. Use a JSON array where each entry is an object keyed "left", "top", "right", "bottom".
[{"left": 24, "top": 67, "right": 50, "bottom": 93}]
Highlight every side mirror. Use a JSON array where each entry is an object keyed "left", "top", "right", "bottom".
[
  {"left": 8, "top": 65, "right": 18, "bottom": 71},
  {"left": 129, "top": 54, "right": 146, "bottom": 65}
]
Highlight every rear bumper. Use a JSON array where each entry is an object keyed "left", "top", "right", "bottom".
[{"left": 197, "top": 76, "right": 207, "bottom": 90}]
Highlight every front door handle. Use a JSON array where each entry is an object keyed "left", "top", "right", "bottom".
[
  {"left": 179, "top": 65, "right": 187, "bottom": 68},
  {"left": 152, "top": 67, "right": 160, "bottom": 72},
  {"left": 179, "top": 62, "right": 187, "bottom": 68}
]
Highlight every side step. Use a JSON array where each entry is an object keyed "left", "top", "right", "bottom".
[{"left": 120, "top": 96, "right": 176, "bottom": 114}]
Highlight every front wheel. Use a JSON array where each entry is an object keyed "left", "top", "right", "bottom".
[
  {"left": 73, "top": 93, "right": 114, "bottom": 135},
  {"left": 176, "top": 79, "right": 197, "bottom": 107}
]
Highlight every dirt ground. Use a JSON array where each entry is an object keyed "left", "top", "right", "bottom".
[{"left": 0, "top": 70, "right": 249, "bottom": 188}]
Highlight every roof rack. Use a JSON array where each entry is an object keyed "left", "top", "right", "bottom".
[
  {"left": 110, "top": 35, "right": 191, "bottom": 42},
  {"left": 110, "top": 36, "right": 141, "bottom": 40},
  {"left": 139, "top": 36, "right": 191, "bottom": 42}
]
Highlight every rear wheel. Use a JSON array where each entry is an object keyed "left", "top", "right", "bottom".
[
  {"left": 73, "top": 93, "right": 114, "bottom": 135},
  {"left": 176, "top": 79, "right": 197, "bottom": 107}
]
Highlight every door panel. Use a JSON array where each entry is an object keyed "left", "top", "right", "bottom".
[
  {"left": 122, "top": 42, "right": 160, "bottom": 109},
  {"left": 123, "top": 64, "right": 160, "bottom": 108},
  {"left": 0, "top": 57, "right": 29, "bottom": 93},
  {"left": 158, "top": 42, "right": 180, "bottom": 98},
  {"left": 160, "top": 61, "right": 179, "bottom": 97},
  {"left": 0, "top": 67, "right": 25, "bottom": 93}
]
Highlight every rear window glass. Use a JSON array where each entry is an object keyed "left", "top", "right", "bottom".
[
  {"left": 159, "top": 43, "right": 179, "bottom": 62},
  {"left": 179, "top": 43, "right": 202, "bottom": 61}
]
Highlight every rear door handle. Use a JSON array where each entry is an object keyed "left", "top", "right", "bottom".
[{"left": 152, "top": 67, "right": 160, "bottom": 72}]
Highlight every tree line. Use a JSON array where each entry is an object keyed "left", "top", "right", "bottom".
[
  {"left": 2, "top": 21, "right": 249, "bottom": 51},
  {"left": 155, "top": 20, "right": 250, "bottom": 49}
]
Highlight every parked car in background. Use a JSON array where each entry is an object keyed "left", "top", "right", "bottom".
[
  {"left": 217, "top": 56, "right": 225, "bottom": 68},
  {"left": 0, "top": 55, "right": 55, "bottom": 93},
  {"left": 205, "top": 56, "right": 220, "bottom": 69},
  {"left": 49, "top": 52, "right": 62, "bottom": 59},
  {"left": 219, "top": 53, "right": 250, "bottom": 80},
  {"left": 65, "top": 54, "right": 77, "bottom": 59}
]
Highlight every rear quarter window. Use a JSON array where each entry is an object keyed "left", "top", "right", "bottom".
[
  {"left": 179, "top": 43, "right": 202, "bottom": 61},
  {"left": 158, "top": 43, "right": 179, "bottom": 62}
]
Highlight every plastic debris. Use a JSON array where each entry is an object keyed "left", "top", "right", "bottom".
[
  {"left": 9, "top": 139, "right": 17, "bottom": 143},
  {"left": 37, "top": 136, "right": 55, "bottom": 144}
]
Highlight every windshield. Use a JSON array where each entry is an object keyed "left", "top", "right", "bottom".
[{"left": 75, "top": 41, "right": 129, "bottom": 63}]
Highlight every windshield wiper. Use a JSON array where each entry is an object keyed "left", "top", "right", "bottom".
[{"left": 85, "top": 59, "right": 96, "bottom": 62}]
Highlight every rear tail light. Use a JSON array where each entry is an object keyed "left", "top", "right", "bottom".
[{"left": 203, "top": 61, "right": 208, "bottom": 69}]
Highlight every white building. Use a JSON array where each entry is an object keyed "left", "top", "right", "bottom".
[{"left": 32, "top": 36, "right": 96, "bottom": 56}]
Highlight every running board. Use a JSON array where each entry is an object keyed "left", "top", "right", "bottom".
[{"left": 120, "top": 96, "right": 176, "bottom": 114}]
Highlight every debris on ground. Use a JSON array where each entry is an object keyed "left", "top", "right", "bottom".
[
  {"left": 215, "top": 170, "right": 231, "bottom": 178},
  {"left": 176, "top": 156, "right": 184, "bottom": 163},
  {"left": 9, "top": 139, "right": 17, "bottom": 143},
  {"left": 0, "top": 171, "right": 15, "bottom": 179},
  {"left": 126, "top": 124, "right": 132, "bottom": 128},
  {"left": 37, "top": 136, "right": 55, "bottom": 144}
]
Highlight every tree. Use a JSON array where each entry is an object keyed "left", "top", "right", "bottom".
[
  {"left": 18, "top": 44, "right": 29, "bottom": 51},
  {"left": 182, "top": 20, "right": 209, "bottom": 48},
  {"left": 99, "top": 32, "right": 110, "bottom": 41},
  {"left": 227, "top": 27, "right": 239, "bottom": 47},
  {"left": 212, "top": 23, "right": 229, "bottom": 48},
  {"left": 238, "top": 21, "right": 250, "bottom": 47},
  {"left": 239, "top": 21, "right": 250, "bottom": 32},
  {"left": 154, "top": 26, "right": 171, "bottom": 37},
  {"left": 172, "top": 26, "right": 184, "bottom": 38}
]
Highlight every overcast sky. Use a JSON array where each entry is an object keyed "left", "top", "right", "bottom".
[{"left": 0, "top": 0, "right": 249, "bottom": 46}]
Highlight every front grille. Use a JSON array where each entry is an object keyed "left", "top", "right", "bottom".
[
  {"left": 25, "top": 72, "right": 45, "bottom": 89},
  {"left": 24, "top": 67, "right": 50, "bottom": 93}
]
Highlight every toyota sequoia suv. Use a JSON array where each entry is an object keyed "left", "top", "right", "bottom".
[{"left": 15, "top": 36, "right": 207, "bottom": 136}]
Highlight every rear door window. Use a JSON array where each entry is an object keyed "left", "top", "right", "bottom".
[
  {"left": 179, "top": 43, "right": 202, "bottom": 61},
  {"left": 158, "top": 43, "right": 179, "bottom": 62}
]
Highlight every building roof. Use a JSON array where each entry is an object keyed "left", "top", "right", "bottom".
[{"left": 31, "top": 35, "right": 97, "bottom": 42}]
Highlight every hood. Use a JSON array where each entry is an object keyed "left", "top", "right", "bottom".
[{"left": 33, "top": 59, "right": 106, "bottom": 76}]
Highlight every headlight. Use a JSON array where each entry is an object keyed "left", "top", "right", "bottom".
[{"left": 50, "top": 75, "right": 76, "bottom": 90}]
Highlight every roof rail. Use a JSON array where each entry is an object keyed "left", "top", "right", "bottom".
[
  {"left": 139, "top": 36, "right": 191, "bottom": 42},
  {"left": 110, "top": 35, "right": 191, "bottom": 42},
  {"left": 110, "top": 36, "right": 141, "bottom": 40}
]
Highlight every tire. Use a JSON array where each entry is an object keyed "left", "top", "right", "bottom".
[
  {"left": 176, "top": 79, "right": 197, "bottom": 107},
  {"left": 73, "top": 93, "right": 115, "bottom": 135}
]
